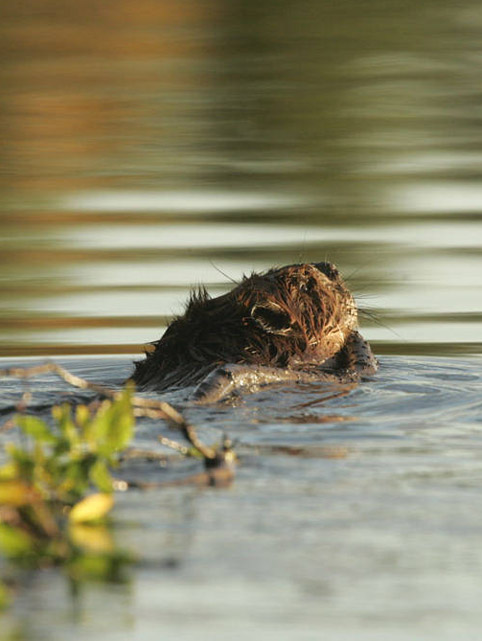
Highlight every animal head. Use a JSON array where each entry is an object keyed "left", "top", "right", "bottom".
[{"left": 133, "top": 262, "right": 358, "bottom": 389}]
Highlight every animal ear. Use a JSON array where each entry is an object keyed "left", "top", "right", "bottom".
[{"left": 251, "top": 303, "right": 294, "bottom": 335}]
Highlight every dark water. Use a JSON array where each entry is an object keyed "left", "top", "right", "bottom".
[{"left": 1, "top": 0, "right": 482, "bottom": 639}]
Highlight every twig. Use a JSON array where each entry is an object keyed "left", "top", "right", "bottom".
[
  {"left": 120, "top": 448, "right": 176, "bottom": 462},
  {"left": 132, "top": 404, "right": 215, "bottom": 459},
  {"left": 1, "top": 362, "right": 217, "bottom": 460},
  {"left": 157, "top": 436, "right": 190, "bottom": 456},
  {"left": 0, "top": 362, "right": 116, "bottom": 398}
]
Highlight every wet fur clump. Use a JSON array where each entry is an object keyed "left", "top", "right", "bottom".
[{"left": 132, "top": 262, "right": 361, "bottom": 392}]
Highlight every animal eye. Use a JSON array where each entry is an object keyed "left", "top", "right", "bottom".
[
  {"left": 306, "top": 277, "right": 317, "bottom": 292},
  {"left": 251, "top": 304, "right": 293, "bottom": 335}
]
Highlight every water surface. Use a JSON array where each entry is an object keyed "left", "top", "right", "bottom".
[
  {"left": 1, "top": 0, "right": 482, "bottom": 639},
  {"left": 1, "top": 355, "right": 482, "bottom": 641}
]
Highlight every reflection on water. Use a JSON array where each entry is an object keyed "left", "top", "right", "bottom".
[
  {"left": 1, "top": 0, "right": 482, "bottom": 639},
  {"left": 0, "top": 0, "right": 481, "bottom": 357},
  {"left": 63, "top": 189, "right": 305, "bottom": 213}
]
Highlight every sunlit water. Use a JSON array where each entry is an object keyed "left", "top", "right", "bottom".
[{"left": 1, "top": 0, "right": 482, "bottom": 639}]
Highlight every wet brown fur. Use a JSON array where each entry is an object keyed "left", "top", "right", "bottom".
[{"left": 132, "top": 262, "right": 358, "bottom": 391}]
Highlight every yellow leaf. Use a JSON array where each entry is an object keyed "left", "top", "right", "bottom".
[
  {"left": 69, "top": 493, "right": 114, "bottom": 524},
  {"left": 69, "top": 523, "right": 114, "bottom": 554},
  {"left": 0, "top": 463, "right": 17, "bottom": 481}
]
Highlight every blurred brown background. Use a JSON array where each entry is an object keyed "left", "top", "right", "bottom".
[{"left": 1, "top": 0, "right": 481, "bottom": 356}]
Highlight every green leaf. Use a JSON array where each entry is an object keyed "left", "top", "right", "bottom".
[
  {"left": 52, "top": 404, "right": 79, "bottom": 448},
  {"left": 4, "top": 445, "right": 35, "bottom": 482},
  {"left": 89, "top": 459, "right": 113, "bottom": 493},
  {"left": 16, "top": 416, "right": 57, "bottom": 444},
  {"left": 75, "top": 404, "right": 91, "bottom": 429},
  {"left": 111, "top": 385, "right": 135, "bottom": 452},
  {"left": 0, "top": 523, "right": 35, "bottom": 558},
  {"left": 0, "top": 382, "right": 137, "bottom": 602},
  {"left": 59, "top": 460, "right": 92, "bottom": 502},
  {"left": 87, "top": 388, "right": 134, "bottom": 457}
]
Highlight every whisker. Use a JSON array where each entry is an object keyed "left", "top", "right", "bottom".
[
  {"left": 209, "top": 260, "right": 238, "bottom": 284},
  {"left": 359, "top": 307, "right": 402, "bottom": 339}
]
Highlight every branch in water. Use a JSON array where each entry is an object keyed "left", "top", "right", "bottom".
[{"left": 0, "top": 362, "right": 219, "bottom": 462}]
